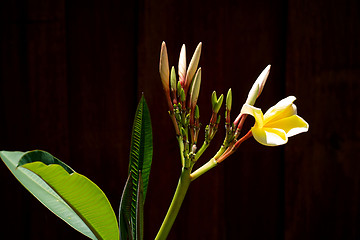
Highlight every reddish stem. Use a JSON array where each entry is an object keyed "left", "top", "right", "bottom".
[{"left": 216, "top": 130, "right": 253, "bottom": 164}]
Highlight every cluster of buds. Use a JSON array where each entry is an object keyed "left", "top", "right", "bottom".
[
  {"left": 159, "top": 42, "right": 270, "bottom": 170},
  {"left": 159, "top": 42, "right": 205, "bottom": 168},
  {"left": 159, "top": 42, "right": 308, "bottom": 175}
]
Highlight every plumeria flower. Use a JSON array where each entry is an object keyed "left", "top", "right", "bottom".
[{"left": 241, "top": 96, "right": 309, "bottom": 146}]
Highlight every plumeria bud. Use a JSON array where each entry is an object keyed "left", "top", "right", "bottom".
[
  {"left": 180, "top": 88, "right": 186, "bottom": 103},
  {"left": 170, "top": 66, "right": 177, "bottom": 93},
  {"left": 226, "top": 88, "right": 232, "bottom": 111},
  {"left": 189, "top": 68, "right": 202, "bottom": 110},
  {"left": 159, "top": 42, "right": 170, "bottom": 92},
  {"left": 213, "top": 94, "right": 224, "bottom": 114},
  {"left": 225, "top": 89, "right": 232, "bottom": 125},
  {"left": 170, "top": 66, "right": 177, "bottom": 104},
  {"left": 185, "top": 42, "right": 202, "bottom": 92},
  {"left": 195, "top": 105, "right": 200, "bottom": 119},
  {"left": 245, "top": 65, "right": 271, "bottom": 106},
  {"left": 177, "top": 81, "right": 182, "bottom": 98},
  {"left": 178, "top": 44, "right": 187, "bottom": 86},
  {"left": 211, "top": 91, "right": 218, "bottom": 110}
]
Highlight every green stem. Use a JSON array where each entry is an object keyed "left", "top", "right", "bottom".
[
  {"left": 155, "top": 168, "right": 192, "bottom": 240},
  {"left": 191, "top": 143, "right": 228, "bottom": 181},
  {"left": 190, "top": 158, "right": 217, "bottom": 181},
  {"left": 177, "top": 136, "right": 185, "bottom": 167},
  {"left": 194, "top": 141, "right": 209, "bottom": 161}
]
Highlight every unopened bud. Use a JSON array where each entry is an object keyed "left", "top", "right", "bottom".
[
  {"left": 170, "top": 66, "right": 177, "bottom": 92},
  {"left": 159, "top": 42, "right": 170, "bottom": 92},
  {"left": 177, "top": 81, "right": 182, "bottom": 98},
  {"left": 180, "top": 88, "right": 186, "bottom": 102},
  {"left": 245, "top": 65, "right": 271, "bottom": 106},
  {"left": 178, "top": 44, "right": 187, "bottom": 86},
  {"left": 211, "top": 91, "right": 218, "bottom": 110},
  {"left": 185, "top": 42, "right": 202, "bottom": 91},
  {"left": 189, "top": 68, "right": 202, "bottom": 110},
  {"left": 214, "top": 94, "right": 224, "bottom": 114},
  {"left": 195, "top": 105, "right": 200, "bottom": 119},
  {"left": 226, "top": 88, "right": 232, "bottom": 111}
]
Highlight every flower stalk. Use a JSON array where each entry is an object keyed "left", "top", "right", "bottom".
[
  {"left": 157, "top": 42, "right": 308, "bottom": 239},
  {"left": 154, "top": 168, "right": 192, "bottom": 240}
]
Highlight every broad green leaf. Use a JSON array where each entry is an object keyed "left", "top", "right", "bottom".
[
  {"left": 0, "top": 150, "right": 119, "bottom": 240},
  {"left": 119, "top": 95, "right": 152, "bottom": 239}
]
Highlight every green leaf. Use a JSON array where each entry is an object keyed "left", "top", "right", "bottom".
[
  {"left": 129, "top": 95, "right": 153, "bottom": 200},
  {"left": 0, "top": 150, "right": 119, "bottom": 240},
  {"left": 136, "top": 172, "right": 144, "bottom": 240},
  {"left": 119, "top": 95, "right": 152, "bottom": 239},
  {"left": 119, "top": 172, "right": 144, "bottom": 240},
  {"left": 119, "top": 173, "right": 134, "bottom": 240}
]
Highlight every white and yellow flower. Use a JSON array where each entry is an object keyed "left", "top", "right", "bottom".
[{"left": 241, "top": 96, "right": 309, "bottom": 146}]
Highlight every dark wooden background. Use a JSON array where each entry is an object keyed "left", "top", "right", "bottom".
[{"left": 0, "top": 0, "right": 359, "bottom": 239}]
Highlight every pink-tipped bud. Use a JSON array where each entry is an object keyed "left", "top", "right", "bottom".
[
  {"left": 185, "top": 42, "right": 202, "bottom": 92},
  {"left": 245, "top": 65, "right": 271, "bottom": 106},
  {"left": 178, "top": 44, "right": 187, "bottom": 87},
  {"left": 189, "top": 68, "right": 202, "bottom": 111},
  {"left": 159, "top": 41, "right": 170, "bottom": 92}
]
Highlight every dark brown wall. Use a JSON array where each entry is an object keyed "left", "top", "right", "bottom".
[{"left": 0, "top": 0, "right": 359, "bottom": 239}]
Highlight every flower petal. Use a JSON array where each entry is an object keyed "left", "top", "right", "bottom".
[
  {"left": 241, "top": 104, "right": 264, "bottom": 128},
  {"left": 263, "top": 96, "right": 297, "bottom": 124},
  {"left": 251, "top": 126, "right": 288, "bottom": 146},
  {"left": 266, "top": 115, "right": 309, "bottom": 137}
]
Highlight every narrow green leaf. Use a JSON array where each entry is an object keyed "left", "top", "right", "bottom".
[
  {"left": 119, "top": 173, "right": 134, "bottom": 240},
  {"left": 123, "top": 95, "right": 152, "bottom": 239},
  {"left": 136, "top": 172, "right": 144, "bottom": 240},
  {"left": 129, "top": 95, "right": 153, "bottom": 199},
  {"left": 0, "top": 150, "right": 119, "bottom": 240}
]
